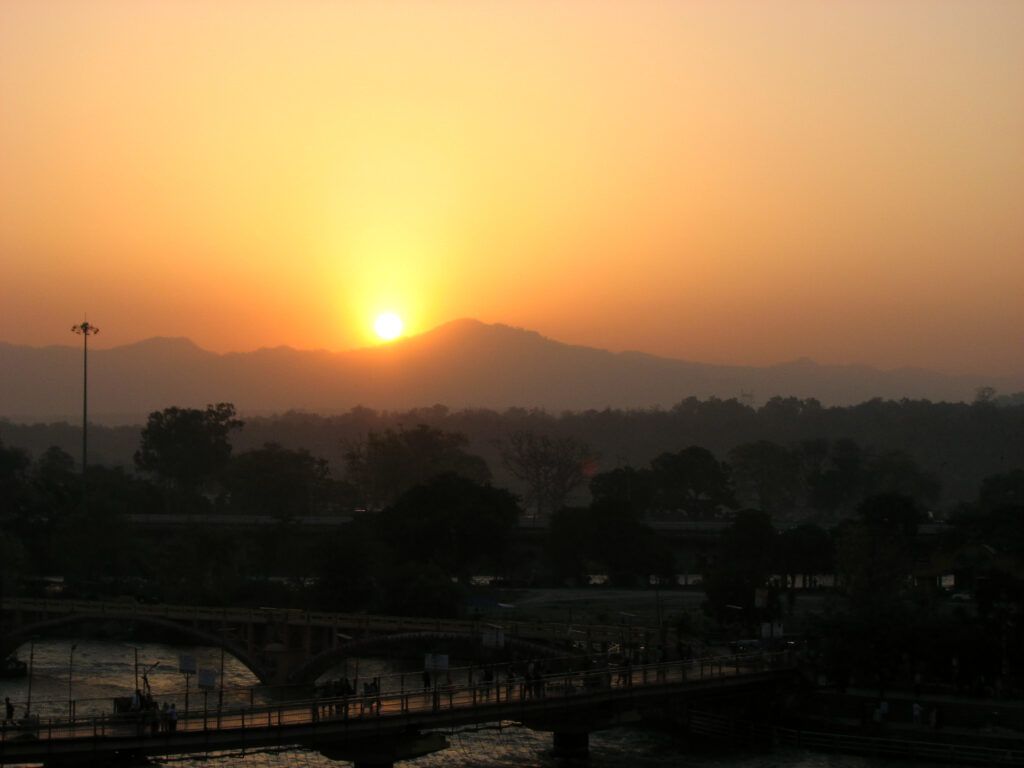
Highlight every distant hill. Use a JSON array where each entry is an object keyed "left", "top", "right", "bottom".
[{"left": 0, "top": 319, "right": 1018, "bottom": 424}]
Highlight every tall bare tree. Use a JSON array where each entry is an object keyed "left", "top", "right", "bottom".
[{"left": 499, "top": 431, "right": 593, "bottom": 522}]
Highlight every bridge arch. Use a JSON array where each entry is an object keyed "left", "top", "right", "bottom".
[
  {"left": 0, "top": 614, "right": 271, "bottom": 684},
  {"left": 290, "top": 631, "right": 570, "bottom": 684}
]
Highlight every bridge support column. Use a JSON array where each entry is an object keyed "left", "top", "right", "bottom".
[
  {"left": 552, "top": 730, "right": 589, "bottom": 759},
  {"left": 318, "top": 732, "right": 448, "bottom": 767}
]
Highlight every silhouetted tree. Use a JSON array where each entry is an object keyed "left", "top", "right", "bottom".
[
  {"left": 589, "top": 466, "right": 655, "bottom": 518},
  {"left": 0, "top": 439, "right": 31, "bottom": 515},
  {"left": 806, "top": 438, "right": 866, "bottom": 516},
  {"left": 858, "top": 492, "right": 922, "bottom": 537},
  {"left": 376, "top": 474, "right": 519, "bottom": 582},
  {"left": 226, "top": 443, "right": 335, "bottom": 522},
  {"left": 545, "top": 507, "right": 592, "bottom": 585},
  {"left": 311, "top": 518, "right": 384, "bottom": 611},
  {"left": 978, "top": 469, "right": 1024, "bottom": 512},
  {"left": 499, "top": 431, "right": 592, "bottom": 521},
  {"left": 863, "top": 449, "right": 940, "bottom": 509},
  {"left": 0, "top": 440, "right": 51, "bottom": 575},
  {"left": 702, "top": 510, "right": 777, "bottom": 625},
  {"left": 0, "top": 441, "right": 32, "bottom": 598},
  {"left": 586, "top": 499, "right": 674, "bottom": 587},
  {"left": 728, "top": 441, "right": 802, "bottom": 517},
  {"left": 650, "top": 446, "right": 735, "bottom": 519},
  {"left": 134, "top": 403, "right": 242, "bottom": 492},
  {"left": 345, "top": 424, "right": 490, "bottom": 509},
  {"left": 777, "top": 523, "right": 833, "bottom": 590},
  {"left": 29, "top": 446, "right": 79, "bottom": 519},
  {"left": 949, "top": 470, "right": 1024, "bottom": 565},
  {"left": 827, "top": 494, "right": 927, "bottom": 693},
  {"left": 6, "top": 395, "right": 1024, "bottom": 509},
  {"left": 143, "top": 523, "right": 250, "bottom": 605},
  {"left": 835, "top": 494, "right": 921, "bottom": 614},
  {"left": 376, "top": 562, "right": 465, "bottom": 618},
  {"left": 546, "top": 499, "right": 673, "bottom": 587}
]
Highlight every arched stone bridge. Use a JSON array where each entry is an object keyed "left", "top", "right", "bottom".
[{"left": 0, "top": 598, "right": 664, "bottom": 685}]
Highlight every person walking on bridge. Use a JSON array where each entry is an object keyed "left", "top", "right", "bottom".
[{"left": 483, "top": 667, "right": 494, "bottom": 700}]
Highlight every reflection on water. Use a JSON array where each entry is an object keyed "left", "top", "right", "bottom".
[
  {"left": 0, "top": 638, "right": 266, "bottom": 720},
  {"left": 0, "top": 639, "right": 946, "bottom": 768},
  {"left": 156, "top": 735, "right": 950, "bottom": 768}
]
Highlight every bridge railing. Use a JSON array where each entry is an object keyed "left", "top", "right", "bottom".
[
  {"left": 0, "top": 597, "right": 663, "bottom": 644},
  {"left": 0, "top": 651, "right": 793, "bottom": 746},
  {"left": 2, "top": 648, "right": 791, "bottom": 721}
]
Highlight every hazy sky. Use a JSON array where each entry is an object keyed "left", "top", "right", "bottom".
[{"left": 2, "top": 1, "right": 1022, "bottom": 377}]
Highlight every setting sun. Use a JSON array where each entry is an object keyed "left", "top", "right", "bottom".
[{"left": 374, "top": 312, "right": 404, "bottom": 342}]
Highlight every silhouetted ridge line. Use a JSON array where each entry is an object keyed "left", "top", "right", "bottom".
[{"left": 0, "top": 320, "right": 1019, "bottom": 423}]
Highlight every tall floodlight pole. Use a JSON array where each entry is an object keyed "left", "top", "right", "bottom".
[
  {"left": 68, "top": 642, "right": 78, "bottom": 719},
  {"left": 71, "top": 321, "right": 99, "bottom": 489}
]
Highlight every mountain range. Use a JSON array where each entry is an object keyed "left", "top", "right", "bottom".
[{"left": 0, "top": 319, "right": 1018, "bottom": 425}]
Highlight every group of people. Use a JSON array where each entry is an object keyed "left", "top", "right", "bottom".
[
  {"left": 415, "top": 656, "right": 641, "bottom": 706},
  {"left": 315, "top": 676, "right": 382, "bottom": 717},
  {"left": 519, "top": 660, "right": 549, "bottom": 700},
  {"left": 126, "top": 688, "right": 179, "bottom": 735},
  {"left": 2, "top": 692, "right": 180, "bottom": 735},
  {"left": 866, "top": 699, "right": 944, "bottom": 730}
]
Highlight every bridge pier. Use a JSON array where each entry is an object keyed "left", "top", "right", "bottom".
[
  {"left": 552, "top": 730, "right": 589, "bottom": 759},
  {"left": 317, "top": 731, "right": 449, "bottom": 767}
]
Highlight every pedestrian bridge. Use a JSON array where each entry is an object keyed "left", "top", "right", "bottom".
[
  {"left": 0, "top": 652, "right": 795, "bottom": 767},
  {"left": 0, "top": 598, "right": 667, "bottom": 685}
]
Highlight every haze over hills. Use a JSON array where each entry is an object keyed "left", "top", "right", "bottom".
[{"left": 0, "top": 319, "right": 1019, "bottom": 425}]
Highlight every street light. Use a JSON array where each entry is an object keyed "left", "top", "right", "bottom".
[
  {"left": 71, "top": 320, "right": 99, "bottom": 512},
  {"left": 25, "top": 638, "right": 37, "bottom": 717},
  {"left": 68, "top": 642, "right": 78, "bottom": 719},
  {"left": 619, "top": 612, "right": 637, "bottom": 662},
  {"left": 218, "top": 625, "right": 240, "bottom": 722},
  {"left": 122, "top": 644, "right": 139, "bottom": 691}
]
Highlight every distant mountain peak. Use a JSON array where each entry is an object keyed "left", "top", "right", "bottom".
[
  {"left": 420, "top": 318, "right": 542, "bottom": 340},
  {"left": 379, "top": 318, "right": 552, "bottom": 355},
  {"left": 112, "top": 336, "right": 205, "bottom": 352},
  {"left": 776, "top": 356, "right": 820, "bottom": 369}
]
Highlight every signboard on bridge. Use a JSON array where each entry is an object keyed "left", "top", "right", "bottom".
[
  {"left": 424, "top": 653, "right": 448, "bottom": 672},
  {"left": 481, "top": 626, "right": 505, "bottom": 649},
  {"left": 198, "top": 668, "right": 218, "bottom": 689},
  {"left": 178, "top": 654, "right": 197, "bottom": 675}
]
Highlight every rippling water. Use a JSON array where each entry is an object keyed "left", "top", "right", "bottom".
[{"left": 0, "top": 639, "right": 945, "bottom": 768}]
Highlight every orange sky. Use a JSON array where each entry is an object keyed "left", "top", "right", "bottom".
[{"left": 1, "top": 1, "right": 1022, "bottom": 377}]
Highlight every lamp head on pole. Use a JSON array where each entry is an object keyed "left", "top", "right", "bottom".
[{"left": 71, "top": 322, "right": 99, "bottom": 337}]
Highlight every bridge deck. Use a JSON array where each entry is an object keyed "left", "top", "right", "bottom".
[
  {"left": 0, "top": 597, "right": 663, "bottom": 647},
  {"left": 0, "top": 654, "right": 793, "bottom": 765}
]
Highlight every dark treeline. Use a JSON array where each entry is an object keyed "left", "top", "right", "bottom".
[
  {"left": 2, "top": 395, "right": 1024, "bottom": 509},
  {"left": 2, "top": 400, "right": 1023, "bottom": 694}
]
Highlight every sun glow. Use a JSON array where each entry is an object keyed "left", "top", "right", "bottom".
[{"left": 374, "top": 312, "right": 404, "bottom": 342}]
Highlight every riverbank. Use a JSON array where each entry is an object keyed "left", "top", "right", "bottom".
[
  {"left": 780, "top": 688, "right": 1024, "bottom": 765},
  {"left": 687, "top": 699, "right": 1024, "bottom": 767},
  {"left": 487, "top": 586, "right": 830, "bottom": 627}
]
